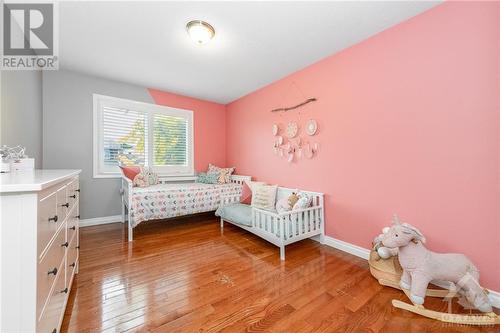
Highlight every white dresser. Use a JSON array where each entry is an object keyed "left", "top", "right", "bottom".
[{"left": 0, "top": 170, "right": 81, "bottom": 333}]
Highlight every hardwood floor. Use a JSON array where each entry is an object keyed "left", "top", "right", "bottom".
[{"left": 62, "top": 215, "right": 498, "bottom": 333}]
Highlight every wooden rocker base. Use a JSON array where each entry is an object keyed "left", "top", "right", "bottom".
[
  {"left": 378, "top": 278, "right": 453, "bottom": 298},
  {"left": 396, "top": 285, "right": 499, "bottom": 326},
  {"left": 392, "top": 299, "right": 499, "bottom": 326}
]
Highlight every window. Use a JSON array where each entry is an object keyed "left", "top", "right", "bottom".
[{"left": 93, "top": 94, "right": 194, "bottom": 178}]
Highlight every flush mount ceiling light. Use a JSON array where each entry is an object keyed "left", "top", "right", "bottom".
[{"left": 186, "top": 20, "right": 215, "bottom": 45}]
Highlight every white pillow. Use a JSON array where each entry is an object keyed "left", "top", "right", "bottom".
[
  {"left": 275, "top": 191, "right": 299, "bottom": 213},
  {"left": 251, "top": 184, "right": 278, "bottom": 211},
  {"left": 245, "top": 180, "right": 266, "bottom": 193},
  {"left": 275, "top": 197, "right": 291, "bottom": 214}
]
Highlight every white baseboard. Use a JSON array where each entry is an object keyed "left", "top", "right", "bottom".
[
  {"left": 79, "top": 215, "right": 122, "bottom": 227},
  {"left": 318, "top": 235, "right": 500, "bottom": 308},
  {"left": 322, "top": 235, "right": 370, "bottom": 260}
]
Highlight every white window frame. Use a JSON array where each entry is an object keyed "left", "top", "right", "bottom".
[{"left": 93, "top": 94, "right": 194, "bottom": 178}]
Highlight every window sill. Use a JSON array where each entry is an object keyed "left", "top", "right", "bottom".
[
  {"left": 93, "top": 173, "right": 198, "bottom": 182},
  {"left": 93, "top": 173, "right": 121, "bottom": 179},
  {"left": 158, "top": 175, "right": 197, "bottom": 182}
]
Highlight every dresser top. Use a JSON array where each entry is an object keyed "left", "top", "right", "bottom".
[{"left": 0, "top": 169, "right": 81, "bottom": 193}]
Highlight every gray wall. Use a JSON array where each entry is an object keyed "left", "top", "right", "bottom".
[
  {"left": 1, "top": 71, "right": 43, "bottom": 167},
  {"left": 43, "top": 70, "right": 154, "bottom": 219}
]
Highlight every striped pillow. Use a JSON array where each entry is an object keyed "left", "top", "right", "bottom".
[{"left": 251, "top": 184, "right": 278, "bottom": 211}]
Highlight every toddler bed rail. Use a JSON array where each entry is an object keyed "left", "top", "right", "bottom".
[{"left": 219, "top": 187, "right": 325, "bottom": 260}]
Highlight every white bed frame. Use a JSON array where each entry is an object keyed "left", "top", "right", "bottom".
[
  {"left": 220, "top": 187, "right": 325, "bottom": 260},
  {"left": 120, "top": 174, "right": 251, "bottom": 241}
]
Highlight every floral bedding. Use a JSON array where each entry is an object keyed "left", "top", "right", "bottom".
[{"left": 130, "top": 182, "right": 242, "bottom": 227}]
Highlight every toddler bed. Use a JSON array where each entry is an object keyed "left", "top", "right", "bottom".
[
  {"left": 121, "top": 174, "right": 251, "bottom": 241},
  {"left": 216, "top": 186, "right": 324, "bottom": 260}
]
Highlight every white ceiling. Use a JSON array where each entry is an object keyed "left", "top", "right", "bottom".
[{"left": 59, "top": 1, "right": 441, "bottom": 104}]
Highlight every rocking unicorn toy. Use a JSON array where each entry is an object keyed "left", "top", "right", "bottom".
[{"left": 369, "top": 215, "right": 498, "bottom": 326}]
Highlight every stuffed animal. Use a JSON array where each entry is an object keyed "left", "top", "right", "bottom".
[
  {"left": 381, "top": 217, "right": 492, "bottom": 313},
  {"left": 133, "top": 173, "right": 148, "bottom": 187},
  {"left": 276, "top": 192, "right": 299, "bottom": 213},
  {"left": 293, "top": 192, "right": 312, "bottom": 210},
  {"left": 372, "top": 226, "right": 398, "bottom": 260},
  {"left": 288, "top": 192, "right": 299, "bottom": 208},
  {"left": 132, "top": 167, "right": 158, "bottom": 187}
]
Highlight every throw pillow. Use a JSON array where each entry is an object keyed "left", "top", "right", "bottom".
[
  {"left": 207, "top": 163, "right": 221, "bottom": 174},
  {"left": 251, "top": 184, "right": 278, "bottom": 211},
  {"left": 240, "top": 180, "right": 266, "bottom": 205},
  {"left": 240, "top": 180, "right": 266, "bottom": 204},
  {"left": 197, "top": 172, "right": 207, "bottom": 183},
  {"left": 207, "top": 173, "right": 219, "bottom": 184},
  {"left": 245, "top": 180, "right": 266, "bottom": 193},
  {"left": 292, "top": 192, "right": 312, "bottom": 210},
  {"left": 197, "top": 172, "right": 218, "bottom": 184},
  {"left": 240, "top": 181, "right": 252, "bottom": 204},
  {"left": 207, "top": 163, "right": 235, "bottom": 184},
  {"left": 119, "top": 165, "right": 141, "bottom": 181},
  {"left": 275, "top": 192, "right": 300, "bottom": 213},
  {"left": 275, "top": 197, "right": 290, "bottom": 213}
]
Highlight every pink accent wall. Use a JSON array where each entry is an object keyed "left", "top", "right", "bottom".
[
  {"left": 148, "top": 89, "right": 226, "bottom": 172},
  {"left": 226, "top": 2, "right": 500, "bottom": 289}
]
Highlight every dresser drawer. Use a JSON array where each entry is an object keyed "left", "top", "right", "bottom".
[
  {"left": 37, "top": 226, "right": 66, "bottom": 318},
  {"left": 37, "top": 260, "right": 66, "bottom": 333},
  {"left": 67, "top": 231, "right": 79, "bottom": 282},
  {"left": 66, "top": 178, "right": 79, "bottom": 213},
  {"left": 38, "top": 191, "right": 59, "bottom": 256},
  {"left": 56, "top": 186, "right": 68, "bottom": 222},
  {"left": 67, "top": 214, "right": 79, "bottom": 241}
]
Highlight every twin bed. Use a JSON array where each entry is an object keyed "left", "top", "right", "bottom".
[
  {"left": 121, "top": 173, "right": 325, "bottom": 259},
  {"left": 121, "top": 174, "right": 250, "bottom": 241}
]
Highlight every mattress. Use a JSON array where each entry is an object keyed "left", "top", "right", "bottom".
[
  {"left": 215, "top": 203, "right": 253, "bottom": 227},
  {"left": 130, "top": 182, "right": 242, "bottom": 227}
]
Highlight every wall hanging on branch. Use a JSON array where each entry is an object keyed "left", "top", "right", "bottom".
[
  {"left": 270, "top": 81, "right": 320, "bottom": 163},
  {"left": 270, "top": 98, "right": 317, "bottom": 113}
]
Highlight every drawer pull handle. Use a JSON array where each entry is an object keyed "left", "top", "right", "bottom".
[
  {"left": 75, "top": 189, "right": 80, "bottom": 192},
  {"left": 60, "top": 288, "right": 68, "bottom": 294},
  {"left": 69, "top": 194, "right": 76, "bottom": 199},
  {"left": 61, "top": 203, "right": 69, "bottom": 208},
  {"left": 61, "top": 242, "right": 69, "bottom": 247},
  {"left": 70, "top": 262, "right": 76, "bottom": 268},
  {"left": 70, "top": 226, "right": 76, "bottom": 231},
  {"left": 76, "top": 245, "right": 80, "bottom": 249},
  {"left": 76, "top": 215, "right": 80, "bottom": 219},
  {"left": 48, "top": 215, "right": 58, "bottom": 223},
  {"left": 48, "top": 267, "right": 58, "bottom": 276}
]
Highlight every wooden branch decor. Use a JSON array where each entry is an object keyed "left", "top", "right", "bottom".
[{"left": 270, "top": 98, "right": 317, "bottom": 113}]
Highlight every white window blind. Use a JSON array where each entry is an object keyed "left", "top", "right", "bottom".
[
  {"left": 102, "top": 107, "right": 148, "bottom": 168},
  {"left": 93, "top": 94, "right": 194, "bottom": 178},
  {"left": 153, "top": 113, "right": 188, "bottom": 167}
]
